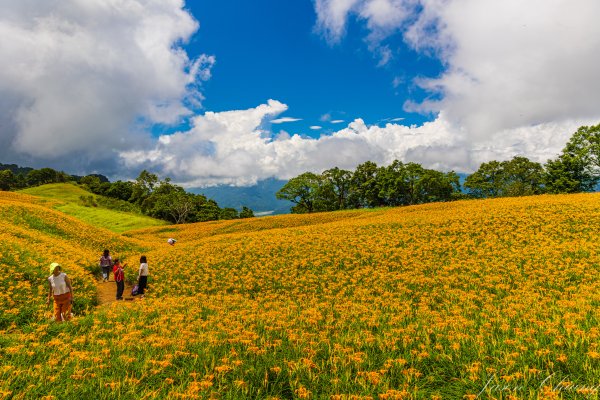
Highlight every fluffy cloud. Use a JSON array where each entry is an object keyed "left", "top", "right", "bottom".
[
  {"left": 121, "top": 99, "right": 594, "bottom": 187},
  {"left": 0, "top": 0, "right": 212, "bottom": 171},
  {"left": 314, "top": 0, "right": 600, "bottom": 142}
]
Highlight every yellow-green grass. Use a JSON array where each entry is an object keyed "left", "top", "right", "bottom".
[
  {"left": 2, "top": 192, "right": 600, "bottom": 399},
  {"left": 20, "top": 183, "right": 166, "bottom": 233},
  {"left": 0, "top": 191, "right": 146, "bottom": 329}
]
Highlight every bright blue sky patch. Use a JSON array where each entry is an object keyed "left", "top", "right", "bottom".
[{"left": 183, "top": 0, "right": 442, "bottom": 136}]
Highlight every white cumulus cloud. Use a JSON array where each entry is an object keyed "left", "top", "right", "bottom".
[
  {"left": 120, "top": 99, "right": 595, "bottom": 187},
  {"left": 314, "top": 0, "right": 600, "bottom": 145},
  {"left": 0, "top": 0, "right": 213, "bottom": 171}
]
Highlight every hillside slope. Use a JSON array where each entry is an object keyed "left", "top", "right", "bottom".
[
  {"left": 1, "top": 192, "right": 599, "bottom": 399},
  {"left": 20, "top": 183, "right": 166, "bottom": 233},
  {"left": 0, "top": 191, "right": 146, "bottom": 328}
]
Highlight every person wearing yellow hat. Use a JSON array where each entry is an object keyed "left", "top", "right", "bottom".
[{"left": 46, "top": 263, "right": 74, "bottom": 322}]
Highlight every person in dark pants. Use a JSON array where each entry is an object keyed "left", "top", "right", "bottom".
[
  {"left": 137, "top": 255, "right": 149, "bottom": 299},
  {"left": 99, "top": 249, "right": 113, "bottom": 282},
  {"left": 113, "top": 258, "right": 126, "bottom": 300}
]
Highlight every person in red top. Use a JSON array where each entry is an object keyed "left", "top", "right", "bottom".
[{"left": 112, "top": 258, "right": 126, "bottom": 300}]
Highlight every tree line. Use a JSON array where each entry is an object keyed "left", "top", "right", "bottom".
[
  {"left": 277, "top": 123, "right": 600, "bottom": 213},
  {"left": 0, "top": 166, "right": 254, "bottom": 223}
]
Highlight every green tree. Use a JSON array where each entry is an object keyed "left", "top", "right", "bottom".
[
  {"left": 501, "top": 156, "right": 545, "bottom": 196},
  {"left": 26, "top": 168, "right": 64, "bottom": 186},
  {"left": 0, "top": 170, "right": 16, "bottom": 191},
  {"left": 220, "top": 207, "right": 239, "bottom": 220},
  {"left": 106, "top": 181, "right": 135, "bottom": 202},
  {"left": 276, "top": 172, "right": 321, "bottom": 213},
  {"left": 239, "top": 206, "right": 254, "bottom": 219},
  {"left": 80, "top": 175, "right": 103, "bottom": 193},
  {"left": 464, "top": 161, "right": 504, "bottom": 198},
  {"left": 349, "top": 161, "right": 381, "bottom": 208},
  {"left": 321, "top": 167, "right": 352, "bottom": 210},
  {"left": 130, "top": 170, "right": 159, "bottom": 205},
  {"left": 544, "top": 124, "right": 600, "bottom": 193},
  {"left": 419, "top": 169, "right": 461, "bottom": 203},
  {"left": 195, "top": 198, "right": 221, "bottom": 221}
]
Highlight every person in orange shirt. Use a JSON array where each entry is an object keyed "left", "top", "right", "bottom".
[{"left": 46, "top": 263, "right": 74, "bottom": 322}]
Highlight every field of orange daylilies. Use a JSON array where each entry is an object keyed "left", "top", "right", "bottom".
[{"left": 1, "top": 190, "right": 600, "bottom": 399}]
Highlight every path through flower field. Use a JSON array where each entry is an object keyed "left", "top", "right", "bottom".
[{"left": 1, "top": 191, "right": 600, "bottom": 399}]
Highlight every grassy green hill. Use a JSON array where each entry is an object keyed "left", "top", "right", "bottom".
[{"left": 20, "top": 183, "right": 166, "bottom": 233}]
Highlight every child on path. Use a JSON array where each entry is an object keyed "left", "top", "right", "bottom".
[
  {"left": 46, "top": 263, "right": 74, "bottom": 322},
  {"left": 113, "top": 258, "right": 126, "bottom": 300},
  {"left": 99, "top": 249, "right": 113, "bottom": 282},
  {"left": 137, "top": 255, "right": 149, "bottom": 299}
]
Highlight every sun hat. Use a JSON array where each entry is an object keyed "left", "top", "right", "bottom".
[{"left": 49, "top": 262, "right": 61, "bottom": 273}]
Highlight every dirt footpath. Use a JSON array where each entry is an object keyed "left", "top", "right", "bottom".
[{"left": 96, "top": 279, "right": 136, "bottom": 305}]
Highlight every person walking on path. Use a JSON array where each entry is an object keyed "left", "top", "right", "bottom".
[
  {"left": 46, "top": 263, "right": 74, "bottom": 322},
  {"left": 99, "top": 249, "right": 113, "bottom": 282},
  {"left": 137, "top": 255, "right": 149, "bottom": 299},
  {"left": 113, "top": 258, "right": 126, "bottom": 300}
]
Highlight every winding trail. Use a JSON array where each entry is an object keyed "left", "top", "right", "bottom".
[{"left": 96, "top": 278, "right": 136, "bottom": 305}]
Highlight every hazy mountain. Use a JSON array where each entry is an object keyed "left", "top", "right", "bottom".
[{"left": 191, "top": 178, "right": 293, "bottom": 216}]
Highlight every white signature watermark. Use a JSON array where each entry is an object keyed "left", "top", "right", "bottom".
[{"left": 478, "top": 374, "right": 600, "bottom": 397}]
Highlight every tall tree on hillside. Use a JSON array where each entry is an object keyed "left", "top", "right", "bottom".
[
  {"left": 545, "top": 124, "right": 600, "bottom": 193},
  {"left": 322, "top": 167, "right": 352, "bottom": 210},
  {"left": 106, "top": 180, "right": 135, "bottom": 202},
  {"left": 130, "top": 170, "right": 159, "bottom": 205},
  {"left": 26, "top": 168, "right": 68, "bottom": 186},
  {"left": 239, "top": 206, "right": 254, "bottom": 218},
  {"left": 0, "top": 170, "right": 16, "bottom": 191},
  {"left": 501, "top": 156, "right": 545, "bottom": 196},
  {"left": 276, "top": 172, "right": 321, "bottom": 213},
  {"left": 464, "top": 161, "right": 504, "bottom": 198},
  {"left": 419, "top": 169, "right": 461, "bottom": 203},
  {"left": 377, "top": 160, "right": 408, "bottom": 206},
  {"left": 349, "top": 161, "right": 381, "bottom": 208},
  {"left": 195, "top": 197, "right": 221, "bottom": 221}
]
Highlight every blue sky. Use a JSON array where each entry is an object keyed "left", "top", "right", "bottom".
[
  {"left": 163, "top": 0, "right": 441, "bottom": 137},
  {"left": 1, "top": 0, "right": 600, "bottom": 186}
]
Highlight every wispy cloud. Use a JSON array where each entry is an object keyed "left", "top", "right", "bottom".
[
  {"left": 331, "top": 120, "right": 345, "bottom": 124},
  {"left": 271, "top": 117, "right": 302, "bottom": 124},
  {"left": 310, "top": 126, "right": 322, "bottom": 130},
  {"left": 319, "top": 113, "right": 332, "bottom": 122}
]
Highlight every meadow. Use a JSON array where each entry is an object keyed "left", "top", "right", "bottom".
[
  {"left": 1, "top": 189, "right": 600, "bottom": 399},
  {"left": 20, "top": 183, "right": 166, "bottom": 233}
]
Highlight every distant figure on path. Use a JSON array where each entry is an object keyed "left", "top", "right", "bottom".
[
  {"left": 167, "top": 238, "right": 177, "bottom": 245},
  {"left": 99, "top": 249, "right": 113, "bottom": 282},
  {"left": 46, "top": 263, "right": 74, "bottom": 322},
  {"left": 137, "top": 255, "right": 149, "bottom": 299},
  {"left": 113, "top": 258, "right": 126, "bottom": 300}
]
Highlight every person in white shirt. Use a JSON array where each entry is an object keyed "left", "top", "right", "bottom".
[
  {"left": 46, "top": 263, "right": 74, "bottom": 322},
  {"left": 137, "top": 255, "right": 149, "bottom": 299}
]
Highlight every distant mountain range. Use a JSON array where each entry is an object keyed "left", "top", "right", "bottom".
[{"left": 191, "top": 178, "right": 293, "bottom": 216}]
